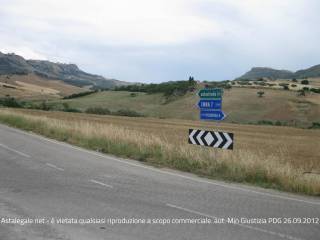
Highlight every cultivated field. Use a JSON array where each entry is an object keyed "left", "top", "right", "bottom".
[{"left": 0, "top": 108, "right": 319, "bottom": 195}]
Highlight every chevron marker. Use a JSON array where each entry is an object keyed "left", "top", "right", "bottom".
[{"left": 188, "top": 129, "right": 234, "bottom": 150}]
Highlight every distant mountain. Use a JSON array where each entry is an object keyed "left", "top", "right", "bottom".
[
  {"left": 237, "top": 64, "right": 320, "bottom": 80},
  {"left": 237, "top": 67, "right": 294, "bottom": 80},
  {"left": 294, "top": 64, "right": 320, "bottom": 79},
  {"left": 0, "top": 52, "right": 128, "bottom": 89}
]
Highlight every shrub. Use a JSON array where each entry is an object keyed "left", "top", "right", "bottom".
[
  {"left": 85, "top": 107, "right": 111, "bottom": 115},
  {"left": 38, "top": 101, "right": 51, "bottom": 111},
  {"left": 62, "top": 108, "right": 82, "bottom": 113},
  {"left": 114, "top": 79, "right": 197, "bottom": 97},
  {"left": 309, "top": 122, "right": 320, "bottom": 129},
  {"left": 257, "top": 120, "right": 273, "bottom": 125},
  {"left": 0, "top": 97, "right": 23, "bottom": 108},
  {"left": 113, "top": 109, "right": 144, "bottom": 117},
  {"left": 63, "top": 90, "right": 97, "bottom": 99},
  {"left": 257, "top": 91, "right": 265, "bottom": 97},
  {"left": 310, "top": 88, "right": 320, "bottom": 94},
  {"left": 297, "top": 90, "right": 305, "bottom": 96},
  {"left": 301, "top": 80, "right": 309, "bottom": 85},
  {"left": 275, "top": 121, "right": 286, "bottom": 126}
]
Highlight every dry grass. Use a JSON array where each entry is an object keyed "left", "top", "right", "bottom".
[
  {"left": 0, "top": 73, "right": 84, "bottom": 99},
  {"left": 0, "top": 108, "right": 319, "bottom": 195}
]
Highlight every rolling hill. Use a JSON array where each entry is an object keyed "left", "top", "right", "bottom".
[
  {"left": 49, "top": 86, "right": 320, "bottom": 128},
  {"left": 0, "top": 52, "right": 128, "bottom": 89}
]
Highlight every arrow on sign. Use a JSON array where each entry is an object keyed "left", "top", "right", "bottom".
[
  {"left": 200, "top": 109, "right": 226, "bottom": 121},
  {"left": 197, "top": 99, "right": 222, "bottom": 109},
  {"left": 188, "top": 129, "right": 233, "bottom": 150}
]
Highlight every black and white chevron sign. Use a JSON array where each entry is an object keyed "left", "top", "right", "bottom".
[{"left": 188, "top": 129, "right": 234, "bottom": 150}]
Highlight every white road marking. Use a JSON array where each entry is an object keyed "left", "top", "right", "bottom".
[
  {"left": 2, "top": 125, "right": 320, "bottom": 206},
  {"left": 166, "top": 203, "right": 304, "bottom": 240},
  {"left": 45, "top": 163, "right": 64, "bottom": 171},
  {"left": 0, "top": 143, "right": 30, "bottom": 158},
  {"left": 89, "top": 179, "right": 113, "bottom": 188}
]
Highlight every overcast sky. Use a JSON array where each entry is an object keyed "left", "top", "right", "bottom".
[{"left": 0, "top": 0, "right": 319, "bottom": 82}]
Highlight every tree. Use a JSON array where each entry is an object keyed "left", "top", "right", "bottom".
[
  {"left": 188, "top": 76, "right": 194, "bottom": 81},
  {"left": 257, "top": 91, "right": 265, "bottom": 97}
]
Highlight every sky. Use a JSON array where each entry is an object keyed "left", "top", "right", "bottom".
[{"left": 0, "top": 0, "right": 319, "bottom": 83}]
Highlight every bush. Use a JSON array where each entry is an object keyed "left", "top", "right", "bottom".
[
  {"left": 283, "top": 85, "right": 289, "bottom": 90},
  {"left": 310, "top": 88, "right": 320, "bottom": 94},
  {"left": 38, "top": 101, "right": 51, "bottom": 111},
  {"left": 301, "top": 80, "right": 309, "bottom": 85},
  {"left": 0, "top": 97, "right": 23, "bottom": 108},
  {"left": 257, "top": 120, "right": 273, "bottom": 125},
  {"left": 85, "top": 107, "right": 111, "bottom": 115},
  {"left": 63, "top": 90, "right": 97, "bottom": 99},
  {"left": 297, "top": 90, "right": 305, "bottom": 96},
  {"left": 309, "top": 122, "right": 320, "bottom": 129},
  {"left": 114, "top": 79, "right": 197, "bottom": 97},
  {"left": 257, "top": 91, "right": 265, "bottom": 97},
  {"left": 113, "top": 109, "right": 144, "bottom": 117}
]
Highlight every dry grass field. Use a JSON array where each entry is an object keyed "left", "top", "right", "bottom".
[
  {"left": 0, "top": 108, "right": 319, "bottom": 195},
  {"left": 0, "top": 74, "right": 84, "bottom": 99}
]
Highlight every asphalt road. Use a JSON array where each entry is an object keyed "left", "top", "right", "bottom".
[{"left": 0, "top": 124, "right": 319, "bottom": 240}]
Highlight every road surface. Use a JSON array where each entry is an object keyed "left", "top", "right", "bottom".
[{"left": 0, "top": 124, "right": 319, "bottom": 240}]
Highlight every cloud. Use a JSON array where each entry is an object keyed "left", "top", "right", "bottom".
[{"left": 0, "top": 0, "right": 319, "bottom": 82}]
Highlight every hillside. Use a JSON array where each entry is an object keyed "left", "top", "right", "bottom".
[
  {"left": 0, "top": 52, "right": 127, "bottom": 89},
  {"left": 295, "top": 65, "right": 320, "bottom": 79},
  {"left": 0, "top": 73, "right": 85, "bottom": 99},
  {"left": 237, "top": 64, "right": 320, "bottom": 80},
  {"left": 49, "top": 87, "right": 320, "bottom": 128}
]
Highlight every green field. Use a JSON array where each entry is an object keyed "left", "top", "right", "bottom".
[{"left": 49, "top": 87, "right": 320, "bottom": 127}]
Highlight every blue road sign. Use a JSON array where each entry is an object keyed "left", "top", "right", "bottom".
[
  {"left": 198, "top": 99, "right": 222, "bottom": 110},
  {"left": 200, "top": 109, "right": 226, "bottom": 121}
]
